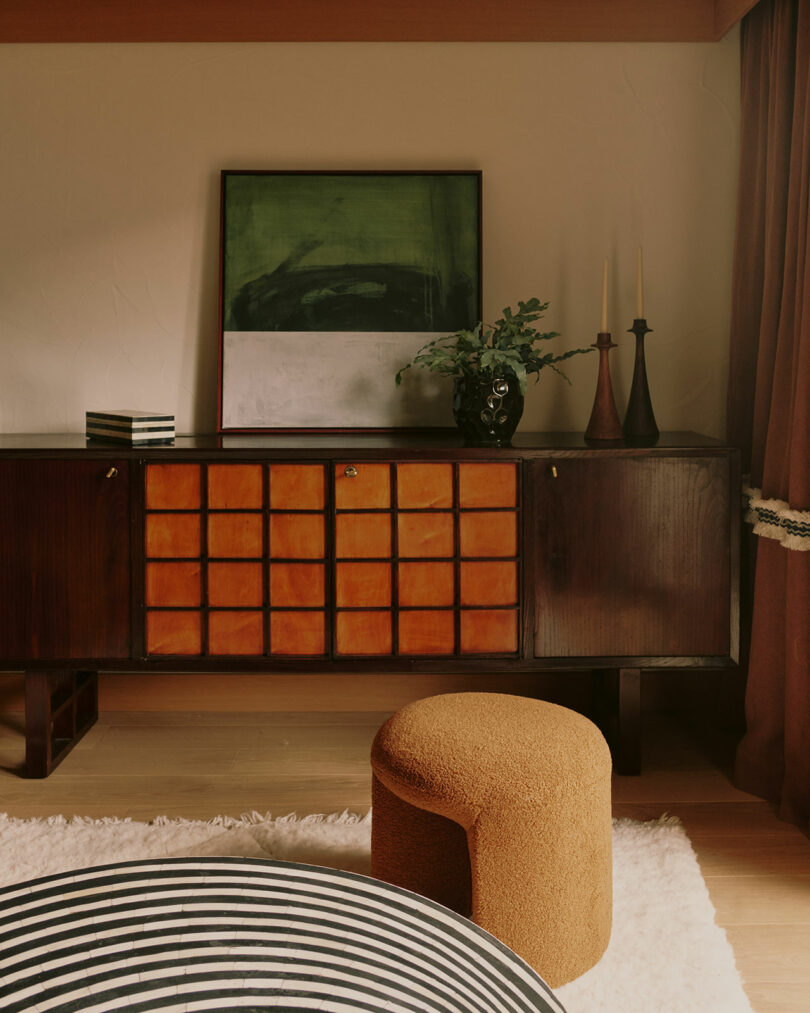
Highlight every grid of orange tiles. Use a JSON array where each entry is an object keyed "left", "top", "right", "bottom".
[
  {"left": 145, "top": 463, "right": 327, "bottom": 657},
  {"left": 144, "top": 461, "right": 519, "bottom": 659},
  {"left": 334, "top": 461, "right": 520, "bottom": 657}
]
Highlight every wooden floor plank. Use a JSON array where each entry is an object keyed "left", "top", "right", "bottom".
[
  {"left": 706, "top": 875, "right": 810, "bottom": 924},
  {"left": 744, "top": 982, "right": 810, "bottom": 1013},
  {"left": 694, "top": 836, "right": 810, "bottom": 876},
  {"left": 726, "top": 925, "right": 810, "bottom": 981}
]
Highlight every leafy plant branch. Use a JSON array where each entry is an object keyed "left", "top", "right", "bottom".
[{"left": 395, "top": 297, "right": 593, "bottom": 395}]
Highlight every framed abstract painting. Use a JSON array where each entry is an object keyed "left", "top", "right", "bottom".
[{"left": 217, "top": 170, "right": 482, "bottom": 432}]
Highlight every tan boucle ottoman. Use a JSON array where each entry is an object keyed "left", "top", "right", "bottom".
[{"left": 370, "top": 692, "right": 612, "bottom": 987}]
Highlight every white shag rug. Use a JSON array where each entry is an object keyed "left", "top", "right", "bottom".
[{"left": 0, "top": 811, "right": 752, "bottom": 1013}]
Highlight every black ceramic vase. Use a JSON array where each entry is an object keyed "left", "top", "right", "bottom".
[{"left": 452, "top": 373, "right": 524, "bottom": 447}]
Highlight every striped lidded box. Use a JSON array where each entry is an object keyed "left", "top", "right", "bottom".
[{"left": 86, "top": 409, "right": 175, "bottom": 445}]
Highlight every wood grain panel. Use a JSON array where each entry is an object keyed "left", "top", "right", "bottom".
[
  {"left": 145, "top": 514, "right": 200, "bottom": 558},
  {"left": 398, "top": 610, "right": 455, "bottom": 655},
  {"left": 269, "top": 464, "right": 325, "bottom": 510},
  {"left": 208, "top": 513, "right": 263, "bottom": 558},
  {"left": 270, "top": 611, "right": 326, "bottom": 655},
  {"left": 460, "top": 609, "right": 518, "bottom": 653},
  {"left": 533, "top": 456, "right": 732, "bottom": 658},
  {"left": 269, "top": 563, "right": 325, "bottom": 607},
  {"left": 459, "top": 511, "right": 517, "bottom": 557},
  {"left": 146, "top": 611, "right": 201, "bottom": 655},
  {"left": 207, "top": 464, "right": 262, "bottom": 508},
  {"left": 145, "top": 464, "right": 200, "bottom": 509},
  {"left": 336, "top": 563, "right": 391, "bottom": 607},
  {"left": 460, "top": 560, "right": 518, "bottom": 606},
  {"left": 458, "top": 463, "right": 517, "bottom": 508},
  {"left": 207, "top": 562, "right": 263, "bottom": 607},
  {"left": 334, "top": 463, "right": 390, "bottom": 509},
  {"left": 336, "top": 611, "right": 392, "bottom": 655},
  {"left": 398, "top": 562, "right": 455, "bottom": 606},
  {"left": 0, "top": 0, "right": 721, "bottom": 43},
  {"left": 208, "top": 610, "right": 264, "bottom": 655},
  {"left": 397, "top": 512, "right": 454, "bottom": 558},
  {"left": 0, "top": 460, "right": 131, "bottom": 660},
  {"left": 396, "top": 464, "right": 453, "bottom": 509},
  {"left": 146, "top": 562, "right": 201, "bottom": 607},
  {"left": 336, "top": 513, "right": 391, "bottom": 559},
  {"left": 269, "top": 514, "right": 325, "bottom": 559}
]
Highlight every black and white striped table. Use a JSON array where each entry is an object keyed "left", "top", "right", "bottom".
[{"left": 0, "top": 857, "right": 567, "bottom": 1012}]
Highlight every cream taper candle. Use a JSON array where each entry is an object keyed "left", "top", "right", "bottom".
[
  {"left": 636, "top": 246, "right": 644, "bottom": 319},
  {"left": 600, "top": 258, "right": 608, "bottom": 332}
]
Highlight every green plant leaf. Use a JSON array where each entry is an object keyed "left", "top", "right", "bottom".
[{"left": 393, "top": 298, "right": 591, "bottom": 390}]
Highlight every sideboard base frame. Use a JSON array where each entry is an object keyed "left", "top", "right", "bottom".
[{"left": 25, "top": 670, "right": 98, "bottom": 778}]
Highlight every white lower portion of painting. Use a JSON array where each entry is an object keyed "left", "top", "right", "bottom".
[{"left": 221, "top": 331, "right": 456, "bottom": 430}]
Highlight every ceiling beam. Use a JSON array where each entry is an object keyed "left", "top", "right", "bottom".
[
  {"left": 0, "top": 0, "right": 727, "bottom": 44},
  {"left": 715, "top": 0, "right": 760, "bottom": 38}
]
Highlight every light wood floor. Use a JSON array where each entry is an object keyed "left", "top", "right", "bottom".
[{"left": 0, "top": 708, "right": 808, "bottom": 1012}]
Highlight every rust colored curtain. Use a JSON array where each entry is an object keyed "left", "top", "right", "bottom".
[{"left": 728, "top": 0, "right": 810, "bottom": 831}]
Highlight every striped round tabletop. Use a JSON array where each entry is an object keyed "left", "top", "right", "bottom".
[{"left": 0, "top": 857, "right": 567, "bottom": 1012}]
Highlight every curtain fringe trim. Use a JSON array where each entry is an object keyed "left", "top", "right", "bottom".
[{"left": 743, "top": 484, "right": 810, "bottom": 551}]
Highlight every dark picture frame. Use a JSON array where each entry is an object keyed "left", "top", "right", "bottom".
[{"left": 217, "top": 170, "right": 482, "bottom": 432}]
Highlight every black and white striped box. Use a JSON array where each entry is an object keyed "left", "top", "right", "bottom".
[{"left": 86, "top": 409, "right": 175, "bottom": 445}]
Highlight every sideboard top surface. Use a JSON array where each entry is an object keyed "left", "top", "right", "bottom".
[{"left": 0, "top": 431, "right": 733, "bottom": 456}]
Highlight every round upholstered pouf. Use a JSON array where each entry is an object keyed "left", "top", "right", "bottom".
[
  {"left": 371, "top": 692, "right": 613, "bottom": 988},
  {"left": 0, "top": 856, "right": 568, "bottom": 1013}
]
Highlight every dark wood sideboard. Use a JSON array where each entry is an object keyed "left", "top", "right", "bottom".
[{"left": 0, "top": 432, "right": 740, "bottom": 778}]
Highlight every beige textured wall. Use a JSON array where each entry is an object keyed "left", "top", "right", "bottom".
[{"left": 0, "top": 38, "right": 739, "bottom": 437}]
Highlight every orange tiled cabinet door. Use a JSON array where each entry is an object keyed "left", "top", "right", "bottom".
[
  {"left": 144, "top": 462, "right": 328, "bottom": 657},
  {"left": 334, "top": 460, "right": 520, "bottom": 657}
]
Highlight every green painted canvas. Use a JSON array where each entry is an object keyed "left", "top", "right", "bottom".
[{"left": 223, "top": 173, "right": 480, "bottom": 333}]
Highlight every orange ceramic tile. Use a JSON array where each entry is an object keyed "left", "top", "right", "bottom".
[
  {"left": 145, "top": 514, "right": 201, "bottom": 558},
  {"left": 334, "top": 463, "right": 390, "bottom": 509},
  {"left": 459, "top": 511, "right": 517, "bottom": 558},
  {"left": 270, "top": 563, "right": 325, "bottom": 607},
  {"left": 336, "top": 562, "right": 391, "bottom": 607},
  {"left": 146, "top": 610, "right": 202, "bottom": 655},
  {"left": 208, "top": 610, "right": 264, "bottom": 655},
  {"left": 397, "top": 512, "right": 454, "bottom": 558},
  {"left": 269, "top": 514, "right": 325, "bottom": 559},
  {"left": 398, "top": 610, "right": 455, "bottom": 655},
  {"left": 336, "top": 513, "right": 391, "bottom": 558},
  {"left": 458, "top": 463, "right": 517, "bottom": 508},
  {"left": 398, "top": 562, "right": 455, "bottom": 606},
  {"left": 270, "top": 611, "right": 326, "bottom": 655},
  {"left": 336, "top": 611, "right": 392, "bottom": 655},
  {"left": 460, "top": 609, "right": 519, "bottom": 654},
  {"left": 145, "top": 464, "right": 201, "bottom": 509},
  {"left": 208, "top": 562, "right": 263, "bottom": 607},
  {"left": 208, "top": 513, "right": 263, "bottom": 558},
  {"left": 207, "top": 464, "right": 263, "bottom": 508},
  {"left": 460, "top": 560, "right": 518, "bottom": 606},
  {"left": 146, "top": 562, "right": 201, "bottom": 607},
  {"left": 269, "top": 464, "right": 325, "bottom": 510},
  {"left": 396, "top": 463, "right": 453, "bottom": 509}
]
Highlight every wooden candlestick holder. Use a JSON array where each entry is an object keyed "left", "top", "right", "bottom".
[
  {"left": 623, "top": 318, "right": 659, "bottom": 444},
  {"left": 585, "top": 332, "right": 623, "bottom": 442}
]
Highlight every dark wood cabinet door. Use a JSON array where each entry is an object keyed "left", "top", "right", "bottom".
[
  {"left": 0, "top": 459, "right": 131, "bottom": 659},
  {"left": 533, "top": 455, "right": 734, "bottom": 660}
]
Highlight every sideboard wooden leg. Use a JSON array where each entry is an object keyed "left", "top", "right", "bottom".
[
  {"left": 590, "top": 667, "right": 642, "bottom": 776},
  {"left": 25, "top": 670, "right": 99, "bottom": 778},
  {"left": 616, "top": 667, "right": 642, "bottom": 776}
]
